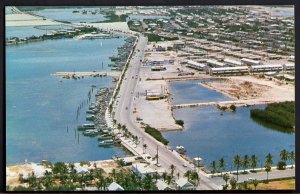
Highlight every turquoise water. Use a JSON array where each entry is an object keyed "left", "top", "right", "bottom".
[
  {"left": 6, "top": 38, "right": 128, "bottom": 165},
  {"left": 163, "top": 105, "right": 295, "bottom": 171},
  {"left": 33, "top": 8, "right": 106, "bottom": 23},
  {"left": 5, "top": 7, "right": 14, "bottom": 14},
  {"left": 127, "top": 15, "right": 170, "bottom": 21},
  {"left": 6, "top": 26, "right": 47, "bottom": 39},
  {"left": 35, "top": 25, "right": 74, "bottom": 31},
  {"left": 169, "top": 80, "right": 232, "bottom": 105},
  {"left": 271, "top": 9, "right": 294, "bottom": 17}
]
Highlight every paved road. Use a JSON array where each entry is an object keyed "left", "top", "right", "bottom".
[
  {"left": 113, "top": 35, "right": 220, "bottom": 190},
  {"left": 210, "top": 168, "right": 295, "bottom": 186}
]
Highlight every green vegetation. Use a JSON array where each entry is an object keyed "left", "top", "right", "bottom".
[
  {"left": 11, "top": 161, "right": 158, "bottom": 191},
  {"left": 250, "top": 101, "right": 295, "bottom": 130},
  {"left": 144, "top": 125, "right": 169, "bottom": 145},
  {"left": 147, "top": 34, "right": 178, "bottom": 42},
  {"left": 277, "top": 161, "right": 287, "bottom": 170},
  {"left": 102, "top": 12, "right": 127, "bottom": 22},
  {"left": 175, "top": 120, "right": 184, "bottom": 126},
  {"left": 229, "top": 105, "right": 236, "bottom": 112}
]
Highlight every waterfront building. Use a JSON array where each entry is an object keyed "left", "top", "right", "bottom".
[
  {"left": 209, "top": 66, "right": 249, "bottom": 75},
  {"left": 186, "top": 60, "right": 207, "bottom": 71},
  {"left": 175, "top": 178, "right": 195, "bottom": 190},
  {"left": 132, "top": 163, "right": 158, "bottom": 178}
]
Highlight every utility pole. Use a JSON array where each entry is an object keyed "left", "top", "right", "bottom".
[{"left": 156, "top": 145, "right": 159, "bottom": 164}]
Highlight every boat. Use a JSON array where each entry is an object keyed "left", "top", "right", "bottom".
[
  {"left": 86, "top": 110, "right": 97, "bottom": 114},
  {"left": 72, "top": 10, "right": 80, "bottom": 13},
  {"left": 98, "top": 139, "right": 114, "bottom": 146},
  {"left": 83, "top": 129, "right": 100, "bottom": 136},
  {"left": 98, "top": 135, "right": 113, "bottom": 140},
  {"left": 77, "top": 124, "right": 95, "bottom": 130},
  {"left": 86, "top": 115, "right": 95, "bottom": 120},
  {"left": 176, "top": 146, "right": 187, "bottom": 154}
]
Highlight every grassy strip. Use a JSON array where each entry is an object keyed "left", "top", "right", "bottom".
[
  {"left": 250, "top": 101, "right": 294, "bottom": 130},
  {"left": 144, "top": 125, "right": 169, "bottom": 145},
  {"left": 147, "top": 34, "right": 178, "bottom": 42}
]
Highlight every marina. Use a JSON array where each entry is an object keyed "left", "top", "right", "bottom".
[{"left": 6, "top": 33, "right": 129, "bottom": 165}]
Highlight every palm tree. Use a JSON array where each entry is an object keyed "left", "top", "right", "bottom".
[
  {"left": 162, "top": 172, "right": 168, "bottom": 182},
  {"left": 229, "top": 177, "right": 237, "bottom": 190},
  {"left": 265, "top": 153, "right": 273, "bottom": 166},
  {"left": 242, "top": 155, "right": 250, "bottom": 173},
  {"left": 184, "top": 170, "right": 192, "bottom": 181},
  {"left": 280, "top": 149, "right": 289, "bottom": 162},
  {"left": 264, "top": 164, "right": 271, "bottom": 183},
  {"left": 223, "top": 173, "right": 230, "bottom": 186},
  {"left": 190, "top": 171, "right": 200, "bottom": 186},
  {"left": 177, "top": 172, "right": 180, "bottom": 179},
  {"left": 250, "top": 155, "right": 259, "bottom": 172},
  {"left": 170, "top": 164, "right": 176, "bottom": 178},
  {"left": 219, "top": 158, "right": 226, "bottom": 175},
  {"left": 252, "top": 179, "right": 259, "bottom": 190},
  {"left": 143, "top": 144, "right": 147, "bottom": 154},
  {"left": 166, "top": 175, "right": 172, "bottom": 185},
  {"left": 288, "top": 151, "right": 295, "bottom": 168},
  {"left": 233, "top": 155, "right": 241, "bottom": 181},
  {"left": 210, "top": 161, "right": 218, "bottom": 174}
]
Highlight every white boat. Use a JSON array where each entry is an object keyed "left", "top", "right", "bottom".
[
  {"left": 176, "top": 145, "right": 186, "bottom": 154},
  {"left": 98, "top": 139, "right": 114, "bottom": 146}
]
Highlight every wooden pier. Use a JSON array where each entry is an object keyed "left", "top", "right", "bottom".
[{"left": 51, "top": 71, "right": 121, "bottom": 79}]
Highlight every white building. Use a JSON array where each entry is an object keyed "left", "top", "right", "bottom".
[
  {"left": 132, "top": 163, "right": 157, "bottom": 178},
  {"left": 108, "top": 182, "right": 124, "bottom": 191},
  {"left": 241, "top": 58, "right": 261, "bottom": 66},
  {"left": 156, "top": 180, "right": 172, "bottom": 190},
  {"left": 207, "top": 59, "right": 225, "bottom": 67},
  {"left": 186, "top": 60, "right": 207, "bottom": 71},
  {"left": 224, "top": 58, "right": 242, "bottom": 66},
  {"left": 176, "top": 178, "right": 195, "bottom": 190}
]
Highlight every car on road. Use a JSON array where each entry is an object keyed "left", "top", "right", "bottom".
[
  {"left": 183, "top": 163, "right": 188, "bottom": 167},
  {"left": 156, "top": 163, "right": 162, "bottom": 167}
]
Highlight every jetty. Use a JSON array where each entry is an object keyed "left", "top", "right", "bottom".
[
  {"left": 51, "top": 71, "right": 121, "bottom": 79},
  {"left": 172, "top": 99, "right": 278, "bottom": 109}
]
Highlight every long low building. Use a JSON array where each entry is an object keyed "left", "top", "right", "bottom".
[
  {"left": 207, "top": 59, "right": 225, "bottom": 67},
  {"left": 284, "top": 63, "right": 295, "bottom": 70},
  {"left": 186, "top": 60, "right": 207, "bottom": 71},
  {"left": 241, "top": 58, "right": 261, "bottom": 66},
  {"left": 250, "top": 64, "right": 283, "bottom": 72},
  {"left": 224, "top": 58, "right": 242, "bottom": 66},
  {"left": 209, "top": 66, "right": 249, "bottom": 75}
]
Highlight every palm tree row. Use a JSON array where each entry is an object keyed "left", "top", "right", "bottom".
[{"left": 211, "top": 149, "right": 294, "bottom": 182}]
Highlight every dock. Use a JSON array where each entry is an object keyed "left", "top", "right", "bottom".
[
  {"left": 51, "top": 71, "right": 121, "bottom": 79},
  {"left": 172, "top": 99, "right": 278, "bottom": 109}
]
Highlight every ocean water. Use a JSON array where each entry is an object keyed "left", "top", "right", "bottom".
[
  {"left": 163, "top": 105, "right": 295, "bottom": 171},
  {"left": 33, "top": 8, "right": 107, "bottom": 23},
  {"left": 168, "top": 80, "right": 232, "bottom": 105},
  {"left": 5, "top": 7, "right": 14, "bottom": 14},
  {"left": 127, "top": 15, "right": 170, "bottom": 21},
  {"left": 35, "top": 25, "right": 74, "bottom": 31},
  {"left": 6, "top": 37, "right": 129, "bottom": 165},
  {"left": 6, "top": 26, "right": 47, "bottom": 39}
]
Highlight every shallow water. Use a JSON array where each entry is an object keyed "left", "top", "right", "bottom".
[
  {"left": 6, "top": 26, "right": 47, "bottom": 39},
  {"left": 163, "top": 105, "right": 295, "bottom": 171},
  {"left": 6, "top": 37, "right": 129, "bottom": 165},
  {"left": 33, "top": 8, "right": 107, "bottom": 23},
  {"left": 168, "top": 80, "right": 232, "bottom": 105}
]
